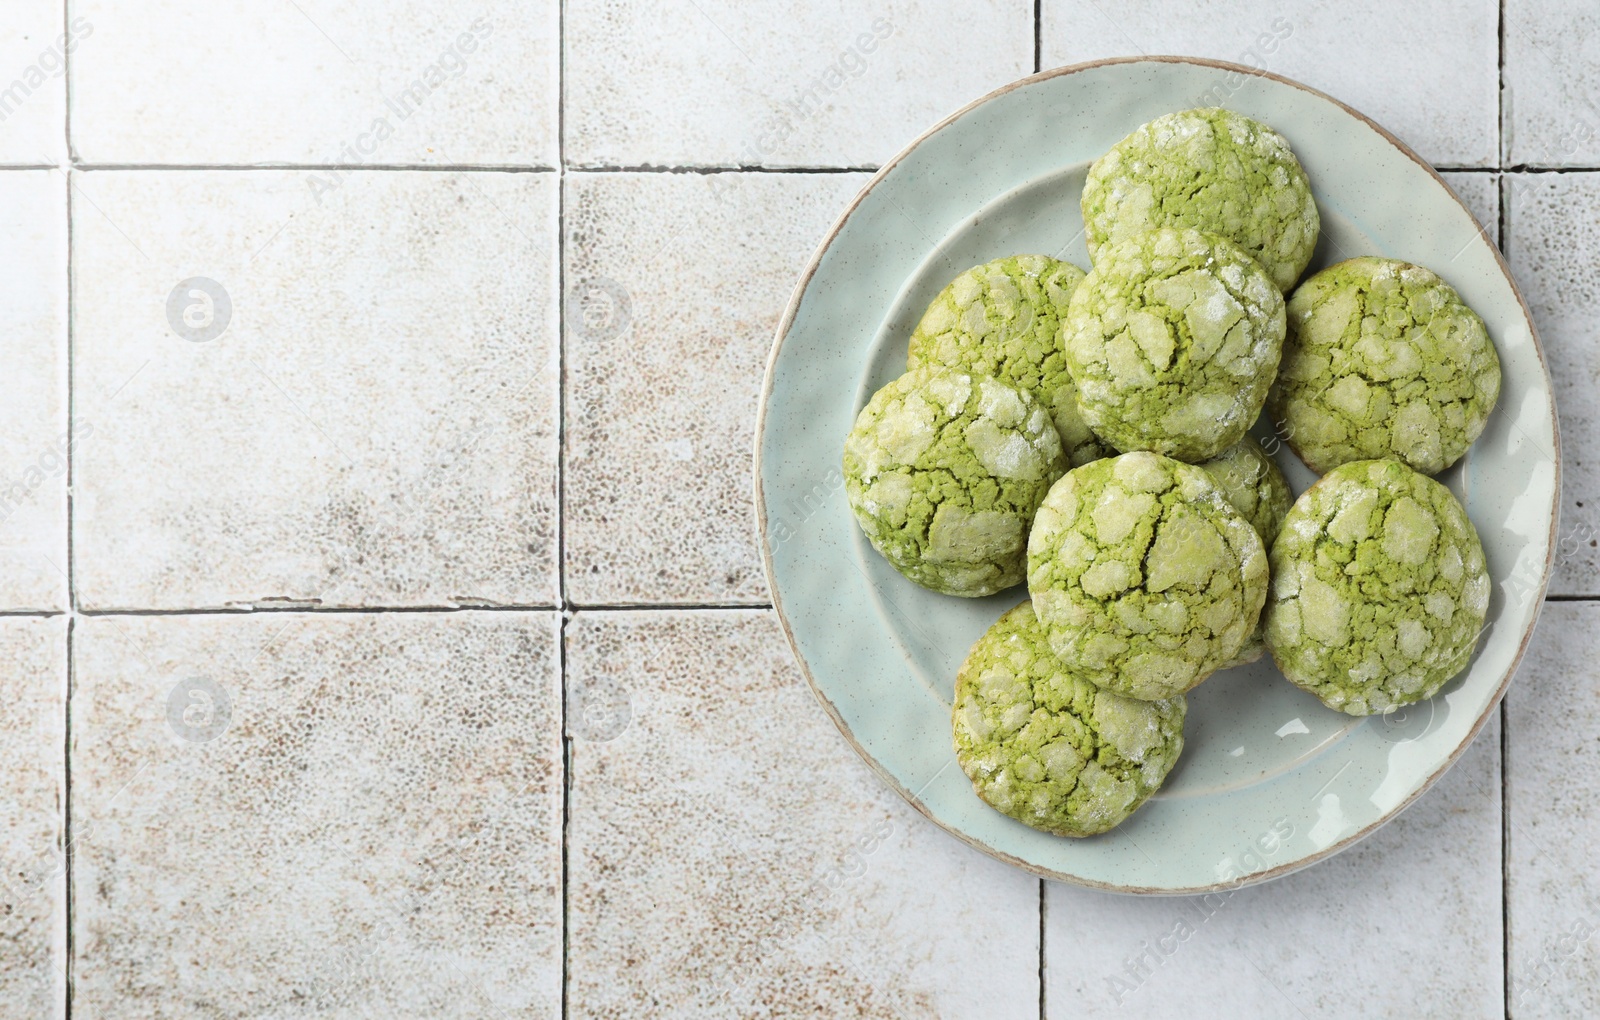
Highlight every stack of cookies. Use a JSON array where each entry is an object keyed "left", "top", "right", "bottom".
[{"left": 842, "top": 107, "right": 1501, "bottom": 837}]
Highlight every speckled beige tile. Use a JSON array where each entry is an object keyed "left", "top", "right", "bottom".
[
  {"left": 71, "top": 169, "right": 558, "bottom": 610},
  {"left": 0, "top": 170, "right": 66, "bottom": 611},
  {"left": 566, "top": 609, "right": 1041, "bottom": 1018},
  {"left": 565, "top": 1, "right": 1029, "bottom": 167},
  {"left": 1506, "top": 603, "right": 1600, "bottom": 1018},
  {"left": 70, "top": 1, "right": 557, "bottom": 166},
  {"left": 70, "top": 611, "right": 562, "bottom": 1019},
  {"left": 1041, "top": 0, "right": 1499, "bottom": 167},
  {"left": 1505, "top": 0, "right": 1600, "bottom": 165},
  {"left": 0, "top": 616, "right": 65, "bottom": 1019},
  {"left": 1045, "top": 714, "right": 1504, "bottom": 1017},
  {"left": 564, "top": 171, "right": 868, "bottom": 605},
  {"left": 0, "top": 1, "right": 69, "bottom": 164},
  {"left": 1506, "top": 172, "right": 1598, "bottom": 596}
]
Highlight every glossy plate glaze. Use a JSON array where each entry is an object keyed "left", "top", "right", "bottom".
[{"left": 754, "top": 57, "right": 1559, "bottom": 894}]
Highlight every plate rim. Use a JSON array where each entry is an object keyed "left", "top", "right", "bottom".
[{"left": 752, "top": 54, "right": 1562, "bottom": 894}]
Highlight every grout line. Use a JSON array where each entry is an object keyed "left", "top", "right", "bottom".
[
  {"left": 0, "top": 610, "right": 68, "bottom": 618},
  {"left": 63, "top": 616, "right": 74, "bottom": 1020},
  {"left": 567, "top": 602, "right": 771, "bottom": 612},
  {"left": 64, "top": 171, "right": 76, "bottom": 616},
  {"left": 53, "top": 596, "right": 1600, "bottom": 616},
  {"left": 50, "top": 162, "right": 1600, "bottom": 176},
  {"left": 65, "top": 163, "right": 888, "bottom": 174},
  {"left": 557, "top": 13, "right": 569, "bottom": 617},
  {"left": 1499, "top": 0, "right": 1509, "bottom": 167},
  {"left": 61, "top": 0, "right": 76, "bottom": 985},
  {"left": 64, "top": 596, "right": 1600, "bottom": 614},
  {"left": 1497, "top": 0, "right": 1513, "bottom": 268},
  {"left": 1445, "top": 164, "right": 1600, "bottom": 173},
  {"left": 63, "top": 0, "right": 73, "bottom": 165},
  {"left": 1033, "top": 0, "right": 1042, "bottom": 75},
  {"left": 1499, "top": 174, "right": 1512, "bottom": 265},
  {"left": 1501, "top": 698, "right": 1512, "bottom": 1020},
  {"left": 74, "top": 604, "right": 568, "bottom": 617},
  {"left": 559, "top": 0, "right": 571, "bottom": 1015},
  {"left": 1037, "top": 879, "right": 1046, "bottom": 1020},
  {"left": 560, "top": 618, "right": 572, "bottom": 1020},
  {"left": 71, "top": 163, "right": 560, "bottom": 173},
  {"left": 1497, "top": 172, "right": 1508, "bottom": 251},
  {"left": 517, "top": 164, "right": 878, "bottom": 174}
]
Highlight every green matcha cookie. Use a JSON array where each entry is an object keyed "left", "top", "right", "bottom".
[
  {"left": 953, "top": 600, "right": 1187, "bottom": 837},
  {"left": 1026, "top": 452, "right": 1269, "bottom": 699},
  {"left": 844, "top": 366, "right": 1067, "bottom": 597},
  {"left": 908, "top": 255, "right": 1110, "bottom": 467},
  {"left": 1265, "top": 459, "right": 1490, "bottom": 715},
  {"left": 1198, "top": 436, "right": 1294, "bottom": 667},
  {"left": 1269, "top": 257, "right": 1502, "bottom": 475},
  {"left": 1082, "top": 107, "right": 1320, "bottom": 291},
  {"left": 1063, "top": 228, "right": 1286, "bottom": 462}
]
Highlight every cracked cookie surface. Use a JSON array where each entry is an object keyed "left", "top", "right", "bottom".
[
  {"left": 1264, "top": 458, "right": 1490, "bottom": 715},
  {"left": 844, "top": 366, "right": 1066, "bottom": 597},
  {"left": 1198, "top": 436, "right": 1294, "bottom": 667},
  {"left": 952, "top": 600, "right": 1187, "bottom": 837},
  {"left": 1063, "top": 228, "right": 1286, "bottom": 462},
  {"left": 1026, "top": 451, "right": 1268, "bottom": 699},
  {"left": 1269, "top": 257, "right": 1502, "bottom": 475},
  {"left": 908, "top": 255, "right": 1109, "bottom": 467},
  {"left": 1081, "top": 107, "right": 1319, "bottom": 292}
]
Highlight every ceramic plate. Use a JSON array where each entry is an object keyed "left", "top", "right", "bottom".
[{"left": 754, "top": 57, "right": 1559, "bottom": 893}]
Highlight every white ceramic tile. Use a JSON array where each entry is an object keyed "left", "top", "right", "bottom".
[
  {"left": 71, "top": 169, "right": 559, "bottom": 610},
  {"left": 565, "top": 0, "right": 1030, "bottom": 167},
  {"left": 564, "top": 171, "right": 868, "bottom": 604},
  {"left": 70, "top": 611, "right": 562, "bottom": 1018},
  {"left": 1505, "top": 603, "right": 1600, "bottom": 1018},
  {"left": 1505, "top": 172, "right": 1598, "bottom": 596},
  {"left": 1505, "top": 0, "right": 1600, "bottom": 165},
  {"left": 70, "top": 0, "right": 557, "bottom": 166},
  {"left": 1045, "top": 714, "right": 1504, "bottom": 1017},
  {"left": 566, "top": 609, "right": 1041, "bottom": 1018},
  {"left": 0, "top": 1, "right": 69, "bottom": 164},
  {"left": 0, "top": 170, "right": 66, "bottom": 610},
  {"left": 0, "top": 617, "right": 65, "bottom": 1019},
  {"left": 1041, "top": 0, "right": 1499, "bottom": 167}
]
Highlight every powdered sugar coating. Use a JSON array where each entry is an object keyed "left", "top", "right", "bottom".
[
  {"left": 952, "top": 600, "right": 1186, "bottom": 836},
  {"left": 908, "top": 255, "right": 1109, "bottom": 467},
  {"left": 1026, "top": 452, "right": 1269, "bottom": 700},
  {"left": 844, "top": 367, "right": 1067, "bottom": 597},
  {"left": 1082, "top": 107, "right": 1320, "bottom": 292},
  {"left": 1265, "top": 458, "right": 1490, "bottom": 715},
  {"left": 1270, "top": 257, "right": 1502, "bottom": 475},
  {"left": 1063, "top": 228, "right": 1286, "bottom": 462}
]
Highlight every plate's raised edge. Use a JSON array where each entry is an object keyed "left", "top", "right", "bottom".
[{"left": 751, "top": 55, "right": 1563, "bottom": 896}]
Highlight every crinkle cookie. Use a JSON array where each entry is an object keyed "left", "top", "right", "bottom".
[
  {"left": 1197, "top": 436, "right": 1294, "bottom": 667},
  {"left": 908, "top": 255, "right": 1110, "bottom": 467},
  {"left": 952, "top": 600, "right": 1187, "bottom": 837},
  {"left": 1082, "top": 107, "right": 1320, "bottom": 291},
  {"left": 1063, "top": 228, "right": 1286, "bottom": 462},
  {"left": 1269, "top": 257, "right": 1502, "bottom": 475},
  {"left": 1026, "top": 452, "right": 1269, "bottom": 699},
  {"left": 844, "top": 366, "right": 1067, "bottom": 597},
  {"left": 1264, "top": 459, "right": 1490, "bottom": 715}
]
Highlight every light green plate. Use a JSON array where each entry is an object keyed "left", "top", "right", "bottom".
[{"left": 754, "top": 57, "right": 1559, "bottom": 893}]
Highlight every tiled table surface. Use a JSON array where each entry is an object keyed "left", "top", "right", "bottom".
[{"left": 0, "top": 1, "right": 1595, "bottom": 1017}]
